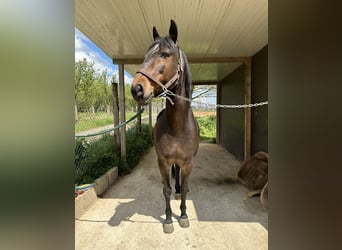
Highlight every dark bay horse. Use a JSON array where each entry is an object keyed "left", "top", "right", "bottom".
[{"left": 131, "top": 20, "right": 199, "bottom": 233}]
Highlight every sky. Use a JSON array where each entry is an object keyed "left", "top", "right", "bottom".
[{"left": 75, "top": 28, "right": 133, "bottom": 84}]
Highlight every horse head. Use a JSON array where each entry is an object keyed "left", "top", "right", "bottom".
[{"left": 131, "top": 20, "right": 181, "bottom": 105}]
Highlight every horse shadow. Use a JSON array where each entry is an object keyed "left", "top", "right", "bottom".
[{"left": 107, "top": 196, "right": 181, "bottom": 227}]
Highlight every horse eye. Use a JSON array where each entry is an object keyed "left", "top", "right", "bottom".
[{"left": 160, "top": 52, "right": 170, "bottom": 58}]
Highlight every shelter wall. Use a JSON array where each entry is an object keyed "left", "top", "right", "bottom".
[
  {"left": 218, "top": 65, "right": 246, "bottom": 160},
  {"left": 218, "top": 45, "right": 268, "bottom": 160},
  {"left": 251, "top": 45, "right": 268, "bottom": 155}
]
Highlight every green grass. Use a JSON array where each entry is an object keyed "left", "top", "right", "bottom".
[
  {"left": 75, "top": 111, "right": 136, "bottom": 133},
  {"left": 196, "top": 115, "right": 216, "bottom": 142}
]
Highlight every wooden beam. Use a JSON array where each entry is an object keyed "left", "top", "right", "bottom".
[
  {"left": 113, "top": 56, "right": 250, "bottom": 65},
  {"left": 118, "top": 64, "right": 126, "bottom": 162},
  {"left": 113, "top": 57, "right": 143, "bottom": 65},
  {"left": 244, "top": 58, "right": 252, "bottom": 160},
  {"left": 192, "top": 81, "right": 219, "bottom": 85},
  {"left": 188, "top": 56, "right": 250, "bottom": 64}
]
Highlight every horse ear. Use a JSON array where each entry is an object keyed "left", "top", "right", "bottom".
[
  {"left": 153, "top": 26, "right": 160, "bottom": 40},
  {"left": 169, "top": 19, "right": 178, "bottom": 43}
]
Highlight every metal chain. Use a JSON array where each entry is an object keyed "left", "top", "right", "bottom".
[
  {"left": 214, "top": 101, "right": 268, "bottom": 108},
  {"left": 159, "top": 89, "right": 268, "bottom": 108}
]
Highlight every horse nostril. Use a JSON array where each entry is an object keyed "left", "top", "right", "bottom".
[
  {"left": 135, "top": 84, "right": 144, "bottom": 97},
  {"left": 131, "top": 84, "right": 144, "bottom": 97}
]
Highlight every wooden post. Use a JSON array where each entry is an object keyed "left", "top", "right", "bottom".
[
  {"left": 118, "top": 64, "right": 126, "bottom": 162},
  {"left": 244, "top": 59, "right": 252, "bottom": 160},
  {"left": 136, "top": 104, "right": 142, "bottom": 135},
  {"left": 111, "top": 82, "right": 120, "bottom": 150},
  {"left": 216, "top": 83, "right": 220, "bottom": 144}
]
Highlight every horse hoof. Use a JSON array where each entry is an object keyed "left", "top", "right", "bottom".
[
  {"left": 179, "top": 218, "right": 190, "bottom": 228},
  {"left": 247, "top": 189, "right": 261, "bottom": 197},
  {"left": 175, "top": 193, "right": 181, "bottom": 200},
  {"left": 163, "top": 223, "right": 174, "bottom": 233}
]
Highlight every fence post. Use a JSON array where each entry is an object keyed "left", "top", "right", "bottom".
[
  {"left": 136, "top": 104, "right": 142, "bottom": 135},
  {"left": 111, "top": 82, "right": 120, "bottom": 150}
]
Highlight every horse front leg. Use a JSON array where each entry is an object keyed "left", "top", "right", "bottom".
[
  {"left": 159, "top": 159, "right": 174, "bottom": 233},
  {"left": 179, "top": 164, "right": 192, "bottom": 228}
]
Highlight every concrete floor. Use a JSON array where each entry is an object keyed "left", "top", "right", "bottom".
[{"left": 75, "top": 143, "right": 268, "bottom": 250}]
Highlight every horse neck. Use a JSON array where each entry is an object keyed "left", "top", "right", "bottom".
[{"left": 165, "top": 69, "right": 191, "bottom": 135}]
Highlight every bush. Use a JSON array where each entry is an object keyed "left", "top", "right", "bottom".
[
  {"left": 75, "top": 124, "right": 153, "bottom": 184},
  {"left": 75, "top": 138, "right": 89, "bottom": 182},
  {"left": 122, "top": 125, "right": 153, "bottom": 175},
  {"left": 196, "top": 115, "right": 216, "bottom": 142}
]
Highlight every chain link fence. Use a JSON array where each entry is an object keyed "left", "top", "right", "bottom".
[
  {"left": 75, "top": 106, "right": 115, "bottom": 142},
  {"left": 75, "top": 105, "right": 123, "bottom": 185},
  {"left": 74, "top": 100, "right": 161, "bottom": 186}
]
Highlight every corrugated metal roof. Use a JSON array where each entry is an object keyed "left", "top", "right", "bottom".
[{"left": 75, "top": 0, "right": 268, "bottom": 83}]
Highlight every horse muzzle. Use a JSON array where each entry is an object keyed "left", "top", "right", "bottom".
[{"left": 131, "top": 76, "right": 154, "bottom": 105}]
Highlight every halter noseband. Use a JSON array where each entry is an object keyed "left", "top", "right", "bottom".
[{"left": 136, "top": 48, "right": 184, "bottom": 104}]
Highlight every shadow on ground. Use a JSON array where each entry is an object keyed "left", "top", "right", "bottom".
[{"left": 100, "top": 143, "right": 267, "bottom": 229}]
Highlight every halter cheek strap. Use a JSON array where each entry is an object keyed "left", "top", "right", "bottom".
[{"left": 136, "top": 48, "right": 184, "bottom": 105}]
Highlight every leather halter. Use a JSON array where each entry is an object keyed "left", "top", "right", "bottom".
[{"left": 136, "top": 48, "right": 183, "bottom": 95}]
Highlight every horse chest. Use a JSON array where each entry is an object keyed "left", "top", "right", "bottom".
[{"left": 157, "top": 134, "right": 196, "bottom": 160}]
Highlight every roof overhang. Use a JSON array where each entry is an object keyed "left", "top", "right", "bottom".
[{"left": 75, "top": 0, "right": 268, "bottom": 83}]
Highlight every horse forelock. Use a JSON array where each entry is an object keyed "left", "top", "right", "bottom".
[
  {"left": 144, "top": 43, "right": 159, "bottom": 63},
  {"left": 143, "top": 37, "right": 177, "bottom": 65}
]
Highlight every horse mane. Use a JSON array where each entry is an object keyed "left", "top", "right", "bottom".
[
  {"left": 156, "top": 108, "right": 166, "bottom": 120},
  {"left": 180, "top": 49, "right": 192, "bottom": 100}
]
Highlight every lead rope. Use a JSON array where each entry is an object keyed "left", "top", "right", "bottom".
[{"left": 157, "top": 87, "right": 176, "bottom": 105}]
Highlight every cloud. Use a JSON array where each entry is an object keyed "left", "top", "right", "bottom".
[
  {"left": 75, "top": 29, "right": 111, "bottom": 73},
  {"left": 75, "top": 28, "right": 133, "bottom": 85}
]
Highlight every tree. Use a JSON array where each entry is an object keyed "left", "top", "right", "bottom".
[
  {"left": 91, "top": 69, "right": 112, "bottom": 111},
  {"left": 75, "top": 58, "right": 95, "bottom": 112},
  {"left": 192, "top": 85, "right": 217, "bottom": 100},
  {"left": 191, "top": 85, "right": 217, "bottom": 111},
  {"left": 124, "top": 83, "right": 136, "bottom": 112}
]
